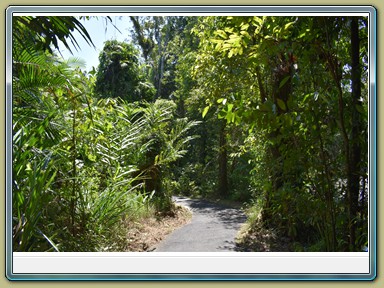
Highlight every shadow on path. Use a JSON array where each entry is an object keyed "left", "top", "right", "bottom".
[
  {"left": 176, "top": 197, "right": 247, "bottom": 229},
  {"left": 154, "top": 196, "right": 247, "bottom": 252}
]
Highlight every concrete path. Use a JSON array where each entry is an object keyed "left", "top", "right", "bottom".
[{"left": 154, "top": 196, "right": 247, "bottom": 252}]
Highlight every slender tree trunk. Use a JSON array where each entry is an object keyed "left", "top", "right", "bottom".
[
  {"left": 218, "top": 120, "right": 228, "bottom": 197},
  {"left": 200, "top": 120, "right": 207, "bottom": 166},
  {"left": 154, "top": 16, "right": 170, "bottom": 99},
  {"left": 323, "top": 17, "right": 363, "bottom": 251},
  {"left": 323, "top": 19, "right": 355, "bottom": 250},
  {"left": 129, "top": 16, "right": 153, "bottom": 63},
  {"left": 70, "top": 92, "right": 77, "bottom": 236},
  {"left": 316, "top": 116, "right": 337, "bottom": 251},
  {"left": 349, "top": 17, "right": 363, "bottom": 251},
  {"left": 255, "top": 66, "right": 267, "bottom": 103},
  {"left": 157, "top": 54, "right": 165, "bottom": 98}
]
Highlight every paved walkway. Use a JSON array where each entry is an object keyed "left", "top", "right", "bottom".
[{"left": 154, "top": 196, "right": 247, "bottom": 252}]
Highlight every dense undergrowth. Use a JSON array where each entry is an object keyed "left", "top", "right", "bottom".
[{"left": 12, "top": 15, "right": 369, "bottom": 252}]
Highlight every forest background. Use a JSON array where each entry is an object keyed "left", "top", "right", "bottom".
[{"left": 10, "top": 12, "right": 370, "bottom": 253}]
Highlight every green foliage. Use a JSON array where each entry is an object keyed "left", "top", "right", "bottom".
[
  {"left": 94, "top": 40, "right": 155, "bottom": 101},
  {"left": 12, "top": 15, "right": 369, "bottom": 252},
  {"left": 130, "top": 16, "right": 199, "bottom": 100},
  {"left": 12, "top": 16, "right": 200, "bottom": 251},
  {"left": 13, "top": 16, "right": 94, "bottom": 55},
  {"left": 133, "top": 99, "right": 200, "bottom": 210},
  {"left": 191, "top": 16, "right": 368, "bottom": 251},
  {"left": 12, "top": 17, "right": 95, "bottom": 250}
]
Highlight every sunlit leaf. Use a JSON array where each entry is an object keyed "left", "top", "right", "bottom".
[
  {"left": 284, "top": 21, "right": 295, "bottom": 30},
  {"left": 241, "top": 23, "right": 250, "bottom": 31},
  {"left": 202, "top": 106, "right": 210, "bottom": 118},
  {"left": 215, "top": 29, "right": 227, "bottom": 39}
]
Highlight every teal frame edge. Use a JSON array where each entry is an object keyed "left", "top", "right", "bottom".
[{"left": 5, "top": 5, "right": 377, "bottom": 281}]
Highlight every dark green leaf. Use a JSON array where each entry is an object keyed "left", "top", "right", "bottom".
[
  {"left": 279, "top": 76, "right": 290, "bottom": 89},
  {"left": 276, "top": 99, "right": 286, "bottom": 111}
]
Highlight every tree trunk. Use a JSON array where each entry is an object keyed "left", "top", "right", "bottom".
[
  {"left": 316, "top": 116, "right": 337, "bottom": 251},
  {"left": 323, "top": 18, "right": 354, "bottom": 250},
  {"left": 262, "top": 53, "right": 293, "bottom": 225},
  {"left": 70, "top": 92, "right": 77, "bottom": 237},
  {"left": 218, "top": 121, "right": 228, "bottom": 197},
  {"left": 349, "top": 17, "right": 363, "bottom": 251},
  {"left": 129, "top": 16, "right": 154, "bottom": 63},
  {"left": 200, "top": 120, "right": 207, "bottom": 166}
]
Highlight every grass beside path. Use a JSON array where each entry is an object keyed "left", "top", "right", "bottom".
[{"left": 123, "top": 204, "right": 192, "bottom": 252}]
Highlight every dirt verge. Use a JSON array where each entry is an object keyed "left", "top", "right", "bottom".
[
  {"left": 235, "top": 221, "right": 292, "bottom": 252},
  {"left": 124, "top": 204, "right": 192, "bottom": 252}
]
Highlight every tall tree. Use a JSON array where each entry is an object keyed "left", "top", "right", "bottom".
[
  {"left": 349, "top": 17, "right": 363, "bottom": 251},
  {"left": 191, "top": 15, "right": 368, "bottom": 251},
  {"left": 218, "top": 121, "right": 229, "bottom": 196},
  {"left": 94, "top": 40, "right": 154, "bottom": 101},
  {"left": 130, "top": 16, "right": 191, "bottom": 100}
]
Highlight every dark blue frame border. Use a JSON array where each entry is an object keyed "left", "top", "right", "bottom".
[{"left": 5, "top": 5, "right": 377, "bottom": 281}]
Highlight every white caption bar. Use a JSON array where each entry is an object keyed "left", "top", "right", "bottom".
[{"left": 13, "top": 252, "right": 369, "bottom": 274}]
